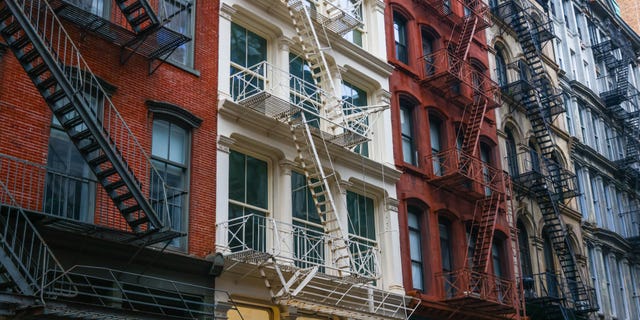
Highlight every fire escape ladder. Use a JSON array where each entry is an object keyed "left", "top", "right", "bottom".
[
  {"left": 288, "top": 114, "right": 352, "bottom": 275},
  {"left": 454, "top": 14, "right": 478, "bottom": 63},
  {"left": 114, "top": 0, "right": 160, "bottom": 34},
  {"left": 0, "top": 180, "right": 77, "bottom": 300},
  {"left": 470, "top": 192, "right": 501, "bottom": 273},
  {"left": 287, "top": 0, "right": 344, "bottom": 128},
  {"left": 461, "top": 97, "right": 488, "bottom": 156},
  {"left": 0, "top": 0, "right": 171, "bottom": 236}
]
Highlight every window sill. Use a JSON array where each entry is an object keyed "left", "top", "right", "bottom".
[
  {"left": 163, "top": 59, "right": 201, "bottom": 77},
  {"left": 389, "top": 60, "right": 420, "bottom": 79},
  {"left": 398, "top": 163, "right": 429, "bottom": 178}
]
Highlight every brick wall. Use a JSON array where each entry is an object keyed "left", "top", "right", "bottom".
[
  {"left": 618, "top": 0, "right": 640, "bottom": 35},
  {"left": 0, "top": 2, "right": 219, "bottom": 257}
]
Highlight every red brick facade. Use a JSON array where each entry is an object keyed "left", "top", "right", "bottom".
[
  {"left": 386, "top": 1, "right": 518, "bottom": 318},
  {"left": 0, "top": 2, "right": 218, "bottom": 257}
]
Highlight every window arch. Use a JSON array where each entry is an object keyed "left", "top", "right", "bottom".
[
  {"left": 495, "top": 47, "right": 508, "bottom": 87},
  {"left": 393, "top": 11, "right": 409, "bottom": 64}
]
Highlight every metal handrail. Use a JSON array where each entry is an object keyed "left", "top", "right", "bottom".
[
  {"left": 217, "top": 213, "right": 381, "bottom": 279},
  {"left": 0, "top": 180, "right": 77, "bottom": 300},
  {"left": 10, "top": 0, "right": 171, "bottom": 230},
  {"left": 438, "top": 268, "right": 517, "bottom": 306},
  {"left": 522, "top": 272, "right": 599, "bottom": 312},
  {"left": 44, "top": 264, "right": 243, "bottom": 319}
]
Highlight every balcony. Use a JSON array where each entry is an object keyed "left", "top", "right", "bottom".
[
  {"left": 509, "top": 155, "right": 579, "bottom": 201},
  {"left": 288, "top": 0, "right": 363, "bottom": 36},
  {"left": 229, "top": 61, "right": 376, "bottom": 149},
  {"left": 523, "top": 273, "right": 599, "bottom": 318},
  {"left": 0, "top": 153, "right": 182, "bottom": 245},
  {"left": 438, "top": 269, "right": 518, "bottom": 314},
  {"left": 48, "top": 0, "right": 192, "bottom": 62},
  {"left": 492, "top": 0, "right": 554, "bottom": 43},
  {"left": 424, "top": 149, "right": 508, "bottom": 199},
  {"left": 416, "top": 0, "right": 491, "bottom": 31},
  {"left": 216, "top": 214, "right": 418, "bottom": 319},
  {"left": 419, "top": 49, "right": 501, "bottom": 109},
  {"left": 500, "top": 74, "right": 564, "bottom": 118}
]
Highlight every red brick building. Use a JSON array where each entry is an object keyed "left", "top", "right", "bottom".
[
  {"left": 0, "top": 0, "right": 234, "bottom": 318},
  {"left": 386, "top": 0, "right": 523, "bottom": 319}
]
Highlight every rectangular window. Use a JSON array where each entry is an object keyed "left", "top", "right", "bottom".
[
  {"left": 393, "top": 12, "right": 408, "bottom": 64},
  {"left": 408, "top": 208, "right": 424, "bottom": 291},
  {"left": 588, "top": 247, "right": 602, "bottom": 309},
  {"left": 290, "top": 53, "right": 320, "bottom": 127},
  {"left": 591, "top": 176, "right": 603, "bottom": 226},
  {"left": 604, "top": 184, "right": 615, "bottom": 231},
  {"left": 151, "top": 119, "right": 190, "bottom": 248},
  {"left": 605, "top": 255, "right": 617, "bottom": 317},
  {"left": 342, "top": 81, "right": 369, "bottom": 157},
  {"left": 400, "top": 105, "right": 416, "bottom": 165},
  {"left": 66, "top": 0, "right": 109, "bottom": 17},
  {"left": 440, "top": 220, "right": 453, "bottom": 297},
  {"left": 230, "top": 23, "right": 267, "bottom": 100},
  {"left": 347, "top": 191, "right": 376, "bottom": 274},
  {"left": 430, "top": 117, "right": 443, "bottom": 176},
  {"left": 164, "top": 0, "right": 195, "bottom": 66},
  {"left": 291, "top": 171, "right": 324, "bottom": 270},
  {"left": 228, "top": 150, "right": 268, "bottom": 252}
]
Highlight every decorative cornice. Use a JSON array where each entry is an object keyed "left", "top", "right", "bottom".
[
  {"left": 386, "top": 198, "right": 399, "bottom": 212},
  {"left": 220, "top": 3, "right": 236, "bottom": 21},
  {"left": 217, "top": 135, "right": 236, "bottom": 153},
  {"left": 146, "top": 100, "right": 203, "bottom": 128}
]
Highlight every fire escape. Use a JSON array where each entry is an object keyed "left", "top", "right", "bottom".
[
  {"left": 415, "top": 0, "right": 521, "bottom": 318},
  {"left": 0, "top": 0, "right": 240, "bottom": 318},
  {"left": 493, "top": 0, "right": 599, "bottom": 319},
  {"left": 220, "top": 1, "right": 418, "bottom": 319}
]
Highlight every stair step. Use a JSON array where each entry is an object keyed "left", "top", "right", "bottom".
[
  {"left": 113, "top": 192, "right": 134, "bottom": 203},
  {"left": 62, "top": 115, "right": 84, "bottom": 128},
  {"left": 0, "top": 9, "right": 11, "bottom": 23},
  {"left": 122, "top": 1, "right": 144, "bottom": 15},
  {"left": 88, "top": 154, "right": 109, "bottom": 167},
  {"left": 129, "top": 216, "right": 149, "bottom": 228},
  {"left": 130, "top": 14, "right": 151, "bottom": 28},
  {"left": 121, "top": 204, "right": 141, "bottom": 216},
  {"left": 79, "top": 141, "right": 101, "bottom": 154},
  {"left": 44, "top": 89, "right": 67, "bottom": 103},
  {"left": 17, "top": 48, "right": 39, "bottom": 64},
  {"left": 70, "top": 129, "right": 93, "bottom": 141},
  {"left": 9, "top": 35, "right": 30, "bottom": 50},
  {"left": 36, "top": 76, "right": 58, "bottom": 91},
  {"left": 1, "top": 21, "right": 20, "bottom": 36},
  {"left": 96, "top": 167, "right": 118, "bottom": 180},
  {"left": 105, "top": 179, "right": 126, "bottom": 192},
  {"left": 26, "top": 63, "right": 48, "bottom": 78}
]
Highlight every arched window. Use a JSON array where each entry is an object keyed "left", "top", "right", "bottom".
[
  {"left": 495, "top": 48, "right": 508, "bottom": 87},
  {"left": 506, "top": 128, "right": 519, "bottom": 176},
  {"left": 421, "top": 28, "right": 438, "bottom": 76},
  {"left": 430, "top": 115, "right": 445, "bottom": 175},
  {"left": 517, "top": 220, "right": 533, "bottom": 277},
  {"left": 393, "top": 12, "right": 409, "bottom": 64},
  {"left": 408, "top": 206, "right": 426, "bottom": 291},
  {"left": 400, "top": 98, "right": 417, "bottom": 166}
]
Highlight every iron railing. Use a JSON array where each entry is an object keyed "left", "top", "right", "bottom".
[
  {"left": 0, "top": 180, "right": 77, "bottom": 300},
  {"left": 0, "top": 153, "right": 184, "bottom": 234},
  {"left": 229, "top": 61, "right": 377, "bottom": 147},
  {"left": 7, "top": 0, "right": 172, "bottom": 231},
  {"left": 216, "top": 214, "right": 381, "bottom": 279},
  {"left": 417, "top": 0, "right": 491, "bottom": 28},
  {"left": 523, "top": 272, "right": 599, "bottom": 313},
  {"left": 419, "top": 49, "right": 501, "bottom": 107},
  {"left": 296, "top": 0, "right": 363, "bottom": 36},
  {"left": 424, "top": 148, "right": 508, "bottom": 194},
  {"left": 46, "top": 265, "right": 243, "bottom": 319},
  {"left": 439, "top": 268, "right": 517, "bottom": 307},
  {"left": 508, "top": 154, "right": 579, "bottom": 200}
]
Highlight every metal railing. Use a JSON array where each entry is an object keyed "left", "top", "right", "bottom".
[
  {"left": 299, "top": 0, "right": 363, "bottom": 36},
  {"left": 0, "top": 180, "right": 77, "bottom": 300},
  {"left": 424, "top": 148, "right": 508, "bottom": 194},
  {"left": 0, "top": 153, "right": 187, "bottom": 234},
  {"left": 522, "top": 272, "right": 599, "bottom": 313},
  {"left": 217, "top": 214, "right": 381, "bottom": 279},
  {"left": 229, "top": 61, "right": 375, "bottom": 144},
  {"left": 508, "top": 154, "right": 579, "bottom": 200},
  {"left": 45, "top": 265, "right": 242, "bottom": 319},
  {"left": 439, "top": 268, "right": 517, "bottom": 307},
  {"left": 419, "top": 49, "right": 501, "bottom": 106},
  {"left": 8, "top": 0, "right": 171, "bottom": 230},
  {"left": 418, "top": 0, "right": 491, "bottom": 27}
]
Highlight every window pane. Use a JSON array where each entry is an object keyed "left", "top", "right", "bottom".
[
  {"left": 409, "top": 231, "right": 422, "bottom": 260},
  {"left": 229, "top": 151, "right": 246, "bottom": 202},
  {"left": 230, "top": 23, "right": 248, "bottom": 66},
  {"left": 152, "top": 120, "right": 170, "bottom": 159},
  {"left": 246, "top": 156, "right": 268, "bottom": 209},
  {"left": 169, "top": 124, "right": 187, "bottom": 164},
  {"left": 412, "top": 262, "right": 424, "bottom": 290}
]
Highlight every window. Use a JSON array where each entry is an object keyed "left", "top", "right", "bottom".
[
  {"left": 430, "top": 116, "right": 444, "bottom": 175},
  {"left": 151, "top": 119, "right": 190, "bottom": 247},
  {"left": 400, "top": 101, "right": 417, "bottom": 165},
  {"left": 604, "top": 254, "right": 617, "bottom": 316},
  {"left": 340, "top": 0, "right": 364, "bottom": 46},
  {"left": 616, "top": 259, "right": 628, "bottom": 319},
  {"left": 495, "top": 49, "right": 508, "bottom": 87},
  {"left": 591, "top": 114, "right": 600, "bottom": 152},
  {"left": 393, "top": 12, "right": 409, "bottom": 64},
  {"left": 575, "top": 165, "right": 589, "bottom": 220},
  {"left": 528, "top": 142, "right": 540, "bottom": 173},
  {"left": 480, "top": 143, "right": 492, "bottom": 195},
  {"left": 164, "top": 0, "right": 195, "bottom": 66},
  {"left": 45, "top": 87, "right": 104, "bottom": 222},
  {"left": 347, "top": 191, "right": 376, "bottom": 272},
  {"left": 542, "top": 229, "right": 559, "bottom": 298},
  {"left": 492, "top": 239, "right": 504, "bottom": 277},
  {"left": 506, "top": 129, "right": 519, "bottom": 176},
  {"left": 604, "top": 184, "right": 615, "bottom": 231},
  {"left": 588, "top": 246, "right": 602, "bottom": 309},
  {"left": 230, "top": 23, "right": 267, "bottom": 100},
  {"left": 591, "top": 176, "right": 603, "bottom": 226},
  {"left": 564, "top": 95, "right": 575, "bottom": 135},
  {"left": 290, "top": 53, "right": 320, "bottom": 127},
  {"left": 440, "top": 219, "right": 453, "bottom": 296},
  {"left": 228, "top": 150, "right": 268, "bottom": 252},
  {"left": 342, "top": 81, "right": 369, "bottom": 156},
  {"left": 517, "top": 221, "right": 533, "bottom": 278},
  {"left": 292, "top": 171, "right": 324, "bottom": 269},
  {"left": 408, "top": 206, "right": 425, "bottom": 291},
  {"left": 422, "top": 29, "right": 436, "bottom": 76},
  {"left": 66, "top": 0, "right": 109, "bottom": 17}
]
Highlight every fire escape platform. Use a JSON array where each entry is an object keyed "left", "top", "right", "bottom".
[
  {"left": 438, "top": 270, "right": 518, "bottom": 315},
  {"left": 49, "top": 0, "right": 190, "bottom": 60}
]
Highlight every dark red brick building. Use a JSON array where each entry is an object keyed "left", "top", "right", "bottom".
[
  {"left": 386, "top": 0, "right": 524, "bottom": 319},
  {"left": 0, "top": 0, "right": 233, "bottom": 318}
]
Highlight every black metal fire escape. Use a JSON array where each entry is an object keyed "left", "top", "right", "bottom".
[{"left": 493, "top": 1, "right": 598, "bottom": 319}]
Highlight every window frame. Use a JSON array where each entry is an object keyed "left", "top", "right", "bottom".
[
  {"left": 407, "top": 206, "right": 426, "bottom": 291},
  {"left": 393, "top": 11, "right": 409, "bottom": 64},
  {"left": 400, "top": 100, "right": 417, "bottom": 166}
]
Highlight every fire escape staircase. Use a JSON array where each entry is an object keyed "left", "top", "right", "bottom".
[
  {"left": 508, "top": 5, "right": 598, "bottom": 318},
  {"left": 114, "top": 0, "right": 160, "bottom": 34},
  {"left": 0, "top": 0, "right": 176, "bottom": 241}
]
